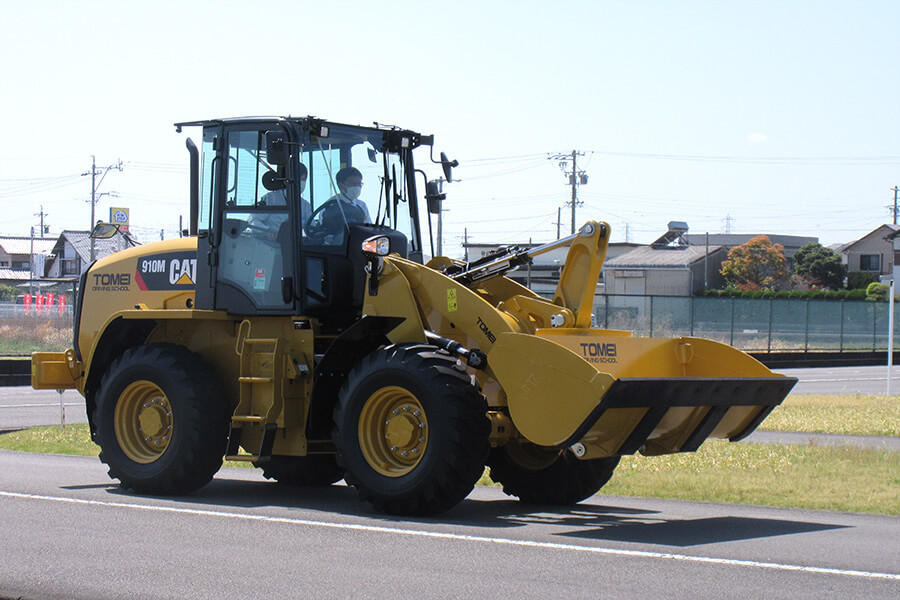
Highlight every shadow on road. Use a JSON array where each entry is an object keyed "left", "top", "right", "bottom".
[
  {"left": 553, "top": 514, "right": 846, "bottom": 547},
  {"left": 84, "top": 474, "right": 848, "bottom": 547}
]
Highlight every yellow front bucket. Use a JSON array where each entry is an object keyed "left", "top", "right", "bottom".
[{"left": 488, "top": 330, "right": 796, "bottom": 457}]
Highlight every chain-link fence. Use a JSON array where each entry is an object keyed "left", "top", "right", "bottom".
[
  {"left": 2, "top": 296, "right": 898, "bottom": 356},
  {"left": 595, "top": 295, "right": 900, "bottom": 352}
]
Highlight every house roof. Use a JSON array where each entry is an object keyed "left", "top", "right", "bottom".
[
  {"left": 682, "top": 233, "right": 818, "bottom": 249},
  {"left": 834, "top": 224, "right": 900, "bottom": 252},
  {"left": 0, "top": 236, "right": 57, "bottom": 256},
  {"left": 52, "top": 230, "right": 132, "bottom": 263},
  {"left": 0, "top": 268, "right": 32, "bottom": 281},
  {"left": 603, "top": 245, "right": 724, "bottom": 268}
]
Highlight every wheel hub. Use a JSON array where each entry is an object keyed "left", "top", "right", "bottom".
[
  {"left": 114, "top": 380, "right": 173, "bottom": 463},
  {"left": 359, "top": 386, "right": 428, "bottom": 477}
]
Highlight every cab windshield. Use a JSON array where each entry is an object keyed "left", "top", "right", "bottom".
[{"left": 299, "top": 124, "right": 420, "bottom": 253}]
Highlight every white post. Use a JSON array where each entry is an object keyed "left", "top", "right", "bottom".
[
  {"left": 888, "top": 280, "right": 895, "bottom": 397},
  {"left": 58, "top": 389, "right": 66, "bottom": 432}
]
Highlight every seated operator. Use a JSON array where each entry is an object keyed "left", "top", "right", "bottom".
[{"left": 307, "top": 166, "right": 371, "bottom": 245}]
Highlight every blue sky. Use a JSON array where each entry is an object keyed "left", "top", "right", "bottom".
[{"left": 1, "top": 0, "right": 898, "bottom": 255}]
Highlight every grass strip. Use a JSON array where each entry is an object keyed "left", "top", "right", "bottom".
[
  {"left": 762, "top": 394, "right": 900, "bottom": 437},
  {"left": 603, "top": 440, "right": 900, "bottom": 515},
  {"left": 4, "top": 424, "right": 896, "bottom": 515}
]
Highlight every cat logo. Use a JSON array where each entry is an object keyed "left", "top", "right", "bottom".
[
  {"left": 169, "top": 259, "right": 196, "bottom": 285},
  {"left": 136, "top": 252, "right": 197, "bottom": 291}
]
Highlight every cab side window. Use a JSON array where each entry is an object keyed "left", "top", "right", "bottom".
[{"left": 216, "top": 129, "right": 292, "bottom": 310}]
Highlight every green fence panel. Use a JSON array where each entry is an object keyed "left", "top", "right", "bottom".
[
  {"left": 731, "top": 299, "right": 772, "bottom": 351},
  {"left": 770, "top": 299, "right": 806, "bottom": 351},
  {"left": 842, "top": 301, "right": 875, "bottom": 351},
  {"left": 800, "top": 300, "right": 842, "bottom": 351},
  {"left": 650, "top": 296, "right": 692, "bottom": 337},
  {"left": 604, "top": 296, "right": 652, "bottom": 336},
  {"left": 690, "top": 297, "right": 733, "bottom": 345}
]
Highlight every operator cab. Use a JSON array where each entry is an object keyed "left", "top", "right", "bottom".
[{"left": 178, "top": 117, "right": 438, "bottom": 330}]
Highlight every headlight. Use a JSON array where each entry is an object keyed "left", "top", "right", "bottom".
[{"left": 362, "top": 235, "right": 391, "bottom": 257}]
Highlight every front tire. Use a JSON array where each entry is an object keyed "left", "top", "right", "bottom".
[
  {"left": 94, "top": 344, "right": 229, "bottom": 495},
  {"left": 487, "top": 441, "right": 620, "bottom": 505},
  {"left": 333, "top": 345, "right": 490, "bottom": 515}
]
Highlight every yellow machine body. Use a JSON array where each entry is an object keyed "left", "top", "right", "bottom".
[{"left": 33, "top": 220, "right": 794, "bottom": 466}]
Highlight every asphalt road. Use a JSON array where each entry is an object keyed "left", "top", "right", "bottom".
[
  {"left": 0, "top": 387, "right": 85, "bottom": 430},
  {"left": 779, "top": 364, "right": 900, "bottom": 395},
  {"left": 0, "top": 450, "right": 897, "bottom": 600}
]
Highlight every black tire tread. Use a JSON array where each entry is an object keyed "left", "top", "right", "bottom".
[
  {"left": 95, "top": 343, "right": 229, "bottom": 495},
  {"left": 333, "top": 344, "right": 490, "bottom": 515}
]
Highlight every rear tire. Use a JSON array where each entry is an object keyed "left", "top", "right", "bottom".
[
  {"left": 333, "top": 345, "right": 490, "bottom": 515},
  {"left": 487, "top": 441, "right": 619, "bottom": 505},
  {"left": 260, "top": 455, "right": 344, "bottom": 486},
  {"left": 94, "top": 344, "right": 229, "bottom": 495}
]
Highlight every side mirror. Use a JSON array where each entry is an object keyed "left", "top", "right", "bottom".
[
  {"left": 91, "top": 222, "right": 120, "bottom": 239},
  {"left": 440, "top": 151, "right": 457, "bottom": 183},
  {"left": 425, "top": 180, "right": 445, "bottom": 215},
  {"left": 266, "top": 130, "right": 289, "bottom": 166},
  {"left": 261, "top": 169, "right": 286, "bottom": 192}
]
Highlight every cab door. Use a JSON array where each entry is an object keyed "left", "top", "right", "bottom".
[{"left": 213, "top": 124, "right": 298, "bottom": 315}]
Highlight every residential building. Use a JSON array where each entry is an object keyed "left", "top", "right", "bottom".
[
  {"left": 0, "top": 235, "right": 57, "bottom": 287},
  {"left": 43, "top": 230, "right": 134, "bottom": 279},
  {"left": 833, "top": 224, "right": 899, "bottom": 282}
]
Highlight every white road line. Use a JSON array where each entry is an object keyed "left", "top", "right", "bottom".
[
  {"left": 797, "top": 377, "right": 890, "bottom": 383},
  {"left": 0, "top": 403, "right": 82, "bottom": 409},
  {"left": 1, "top": 490, "right": 897, "bottom": 582}
]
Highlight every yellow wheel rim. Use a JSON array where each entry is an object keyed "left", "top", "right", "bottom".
[
  {"left": 358, "top": 386, "right": 428, "bottom": 477},
  {"left": 114, "top": 380, "right": 173, "bottom": 464}
]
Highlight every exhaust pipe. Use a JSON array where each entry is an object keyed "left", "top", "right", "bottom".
[{"left": 186, "top": 138, "right": 199, "bottom": 236}]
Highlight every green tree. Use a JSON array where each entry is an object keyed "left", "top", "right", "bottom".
[
  {"left": 720, "top": 235, "right": 790, "bottom": 290},
  {"left": 848, "top": 271, "right": 878, "bottom": 290},
  {"left": 866, "top": 282, "right": 889, "bottom": 301},
  {"left": 792, "top": 243, "right": 846, "bottom": 290},
  {"left": 0, "top": 284, "right": 18, "bottom": 302}
]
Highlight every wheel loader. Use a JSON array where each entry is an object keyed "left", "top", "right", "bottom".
[{"left": 31, "top": 116, "right": 796, "bottom": 515}]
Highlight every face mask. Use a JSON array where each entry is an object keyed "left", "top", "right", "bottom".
[
  {"left": 299, "top": 179, "right": 306, "bottom": 194},
  {"left": 345, "top": 185, "right": 362, "bottom": 200}
]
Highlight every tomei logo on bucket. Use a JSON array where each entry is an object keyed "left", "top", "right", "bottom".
[{"left": 580, "top": 342, "right": 618, "bottom": 364}]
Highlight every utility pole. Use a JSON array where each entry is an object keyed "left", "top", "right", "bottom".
[
  {"left": 34, "top": 206, "right": 49, "bottom": 238},
  {"left": 549, "top": 150, "right": 587, "bottom": 234},
  {"left": 29, "top": 226, "right": 35, "bottom": 296},
  {"left": 554, "top": 207, "right": 562, "bottom": 240},
  {"left": 892, "top": 186, "right": 899, "bottom": 225},
  {"left": 435, "top": 178, "right": 446, "bottom": 257},
  {"left": 83, "top": 155, "right": 123, "bottom": 261}
]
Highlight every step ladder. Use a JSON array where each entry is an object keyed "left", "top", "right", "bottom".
[{"left": 225, "top": 334, "right": 284, "bottom": 464}]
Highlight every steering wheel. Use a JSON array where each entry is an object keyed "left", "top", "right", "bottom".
[{"left": 305, "top": 199, "right": 345, "bottom": 244}]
